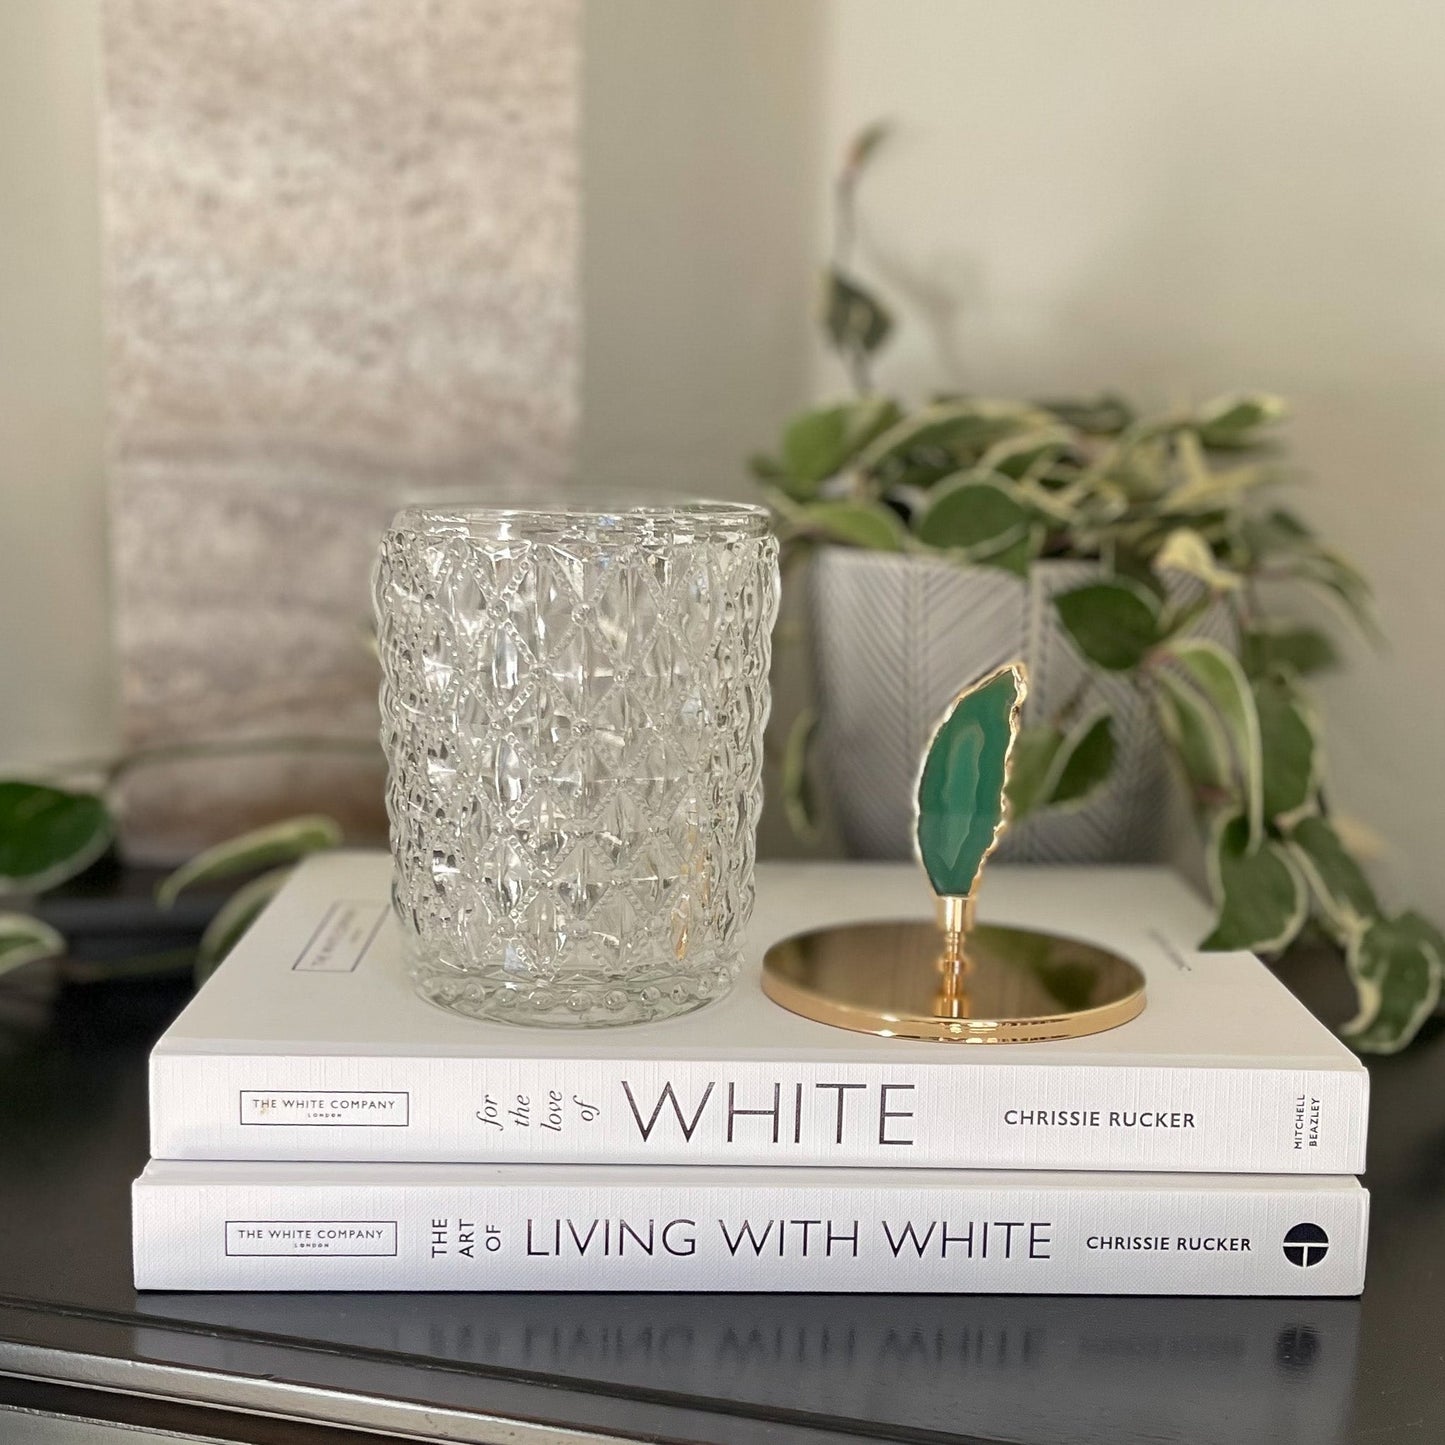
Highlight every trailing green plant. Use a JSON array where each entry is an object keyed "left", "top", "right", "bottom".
[
  {"left": 0, "top": 738, "right": 364, "bottom": 986},
  {"left": 751, "top": 124, "right": 1442, "bottom": 1053}
]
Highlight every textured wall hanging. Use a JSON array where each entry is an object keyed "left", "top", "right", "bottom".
[{"left": 100, "top": 0, "right": 580, "bottom": 855}]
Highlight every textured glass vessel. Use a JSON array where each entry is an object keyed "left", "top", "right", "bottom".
[{"left": 374, "top": 502, "right": 779, "bottom": 1027}]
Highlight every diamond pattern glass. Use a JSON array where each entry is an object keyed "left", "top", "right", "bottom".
[{"left": 374, "top": 503, "right": 779, "bottom": 1026}]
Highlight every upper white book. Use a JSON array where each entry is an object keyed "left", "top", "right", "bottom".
[{"left": 150, "top": 852, "right": 1368, "bottom": 1173}]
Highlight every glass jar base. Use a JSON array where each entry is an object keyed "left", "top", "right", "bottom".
[{"left": 413, "top": 960, "right": 738, "bottom": 1028}]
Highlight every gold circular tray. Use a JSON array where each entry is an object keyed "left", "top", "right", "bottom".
[{"left": 762, "top": 919, "right": 1146, "bottom": 1043}]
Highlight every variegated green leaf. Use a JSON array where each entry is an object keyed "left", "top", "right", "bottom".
[
  {"left": 1037, "top": 394, "right": 1135, "bottom": 436},
  {"left": 1254, "top": 680, "right": 1319, "bottom": 822},
  {"left": 915, "top": 476, "right": 1034, "bottom": 557},
  {"left": 0, "top": 913, "right": 66, "bottom": 977},
  {"left": 856, "top": 400, "right": 1047, "bottom": 474},
  {"left": 1194, "top": 392, "right": 1287, "bottom": 449},
  {"left": 977, "top": 427, "right": 1074, "bottom": 480},
  {"left": 1288, "top": 815, "right": 1380, "bottom": 944},
  {"left": 1055, "top": 579, "right": 1162, "bottom": 672},
  {"left": 1240, "top": 625, "right": 1340, "bottom": 680},
  {"left": 1169, "top": 433, "right": 1276, "bottom": 513},
  {"left": 1201, "top": 813, "right": 1308, "bottom": 953},
  {"left": 1155, "top": 638, "right": 1264, "bottom": 846},
  {"left": 1291, "top": 548, "right": 1381, "bottom": 641},
  {"left": 1152, "top": 526, "right": 1242, "bottom": 592},
  {"left": 792, "top": 499, "right": 907, "bottom": 551},
  {"left": 1048, "top": 710, "right": 1116, "bottom": 809},
  {"left": 157, "top": 815, "right": 342, "bottom": 909},
  {"left": 1154, "top": 669, "right": 1233, "bottom": 796},
  {"left": 1004, "top": 725, "right": 1065, "bottom": 822},
  {"left": 780, "top": 397, "right": 902, "bottom": 493},
  {"left": 1005, "top": 710, "right": 1115, "bottom": 819},
  {"left": 0, "top": 782, "right": 114, "bottom": 896},
  {"left": 1343, "top": 913, "right": 1443, "bottom": 1054}
]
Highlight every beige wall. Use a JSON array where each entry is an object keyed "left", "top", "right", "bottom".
[
  {"left": 580, "top": 0, "right": 824, "bottom": 497},
  {"left": 3, "top": 0, "right": 1443, "bottom": 913},
  {"left": 0, "top": 0, "right": 112, "bottom": 770}
]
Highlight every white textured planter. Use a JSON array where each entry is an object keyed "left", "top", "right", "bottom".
[{"left": 808, "top": 548, "right": 1227, "bottom": 864}]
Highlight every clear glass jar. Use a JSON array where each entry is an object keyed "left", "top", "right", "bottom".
[{"left": 374, "top": 501, "right": 779, "bottom": 1027}]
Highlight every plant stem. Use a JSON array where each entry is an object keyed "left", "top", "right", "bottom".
[{"left": 831, "top": 149, "right": 872, "bottom": 397}]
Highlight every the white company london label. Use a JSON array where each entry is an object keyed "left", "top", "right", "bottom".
[
  {"left": 239, "top": 1090, "right": 410, "bottom": 1126},
  {"left": 225, "top": 1221, "right": 398, "bottom": 1257}
]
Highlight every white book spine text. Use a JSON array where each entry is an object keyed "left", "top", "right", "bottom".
[
  {"left": 150, "top": 1054, "right": 1367, "bottom": 1172},
  {"left": 132, "top": 1171, "right": 1368, "bottom": 1294}
]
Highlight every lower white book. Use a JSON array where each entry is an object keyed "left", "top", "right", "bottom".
[{"left": 132, "top": 1161, "right": 1367, "bottom": 1296}]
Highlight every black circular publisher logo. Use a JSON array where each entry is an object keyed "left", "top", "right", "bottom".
[{"left": 1282, "top": 1223, "right": 1329, "bottom": 1267}]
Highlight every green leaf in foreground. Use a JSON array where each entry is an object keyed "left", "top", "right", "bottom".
[
  {"left": 1201, "top": 813, "right": 1308, "bottom": 953},
  {"left": 856, "top": 400, "right": 1045, "bottom": 474},
  {"left": 979, "top": 527, "right": 1043, "bottom": 578},
  {"left": 1254, "top": 680, "right": 1319, "bottom": 822},
  {"left": 915, "top": 476, "right": 1034, "bottom": 557},
  {"left": 0, "top": 913, "right": 66, "bottom": 977},
  {"left": 791, "top": 499, "right": 906, "bottom": 551},
  {"left": 1193, "top": 391, "right": 1287, "bottom": 449},
  {"left": 1156, "top": 637, "right": 1264, "bottom": 845},
  {"left": 0, "top": 781, "right": 114, "bottom": 895},
  {"left": 1288, "top": 815, "right": 1380, "bottom": 943},
  {"left": 1153, "top": 668, "right": 1233, "bottom": 797},
  {"left": 1152, "top": 527, "right": 1242, "bottom": 593},
  {"left": 1037, "top": 393, "right": 1135, "bottom": 436},
  {"left": 780, "top": 396, "right": 901, "bottom": 493},
  {"left": 195, "top": 867, "right": 295, "bottom": 985},
  {"left": 1240, "top": 626, "right": 1339, "bottom": 681},
  {"left": 157, "top": 815, "right": 342, "bottom": 909},
  {"left": 1050, "top": 711, "right": 1116, "bottom": 806},
  {"left": 1004, "top": 725, "right": 1065, "bottom": 822},
  {"left": 1343, "top": 913, "right": 1444, "bottom": 1054},
  {"left": 1054, "top": 580, "right": 1161, "bottom": 672}
]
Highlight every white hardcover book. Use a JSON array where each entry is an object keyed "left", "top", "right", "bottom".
[
  {"left": 132, "top": 1159, "right": 1368, "bottom": 1295},
  {"left": 149, "top": 853, "right": 1368, "bottom": 1174}
]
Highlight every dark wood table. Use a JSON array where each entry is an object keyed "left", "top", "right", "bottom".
[{"left": 0, "top": 885, "right": 1441, "bottom": 1444}]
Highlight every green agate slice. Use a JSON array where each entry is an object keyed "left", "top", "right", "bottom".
[{"left": 915, "top": 663, "right": 1026, "bottom": 899}]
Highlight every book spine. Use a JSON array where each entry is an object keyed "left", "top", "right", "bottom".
[
  {"left": 132, "top": 1174, "right": 1368, "bottom": 1294},
  {"left": 150, "top": 1054, "right": 1369, "bottom": 1173}
]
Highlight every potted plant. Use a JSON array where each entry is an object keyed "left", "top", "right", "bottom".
[{"left": 751, "top": 126, "right": 1441, "bottom": 1053}]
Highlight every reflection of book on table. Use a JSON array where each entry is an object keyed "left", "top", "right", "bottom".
[
  {"left": 130, "top": 1288, "right": 1358, "bottom": 1445},
  {"left": 149, "top": 853, "right": 1368, "bottom": 1173},
  {"left": 136, "top": 1290, "right": 1361, "bottom": 1445}
]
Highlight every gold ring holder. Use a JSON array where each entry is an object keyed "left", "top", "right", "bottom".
[{"left": 763, "top": 662, "right": 1147, "bottom": 1044}]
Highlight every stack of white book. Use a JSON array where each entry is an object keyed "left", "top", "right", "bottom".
[{"left": 133, "top": 854, "right": 1369, "bottom": 1295}]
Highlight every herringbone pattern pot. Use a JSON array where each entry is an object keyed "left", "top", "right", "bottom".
[{"left": 808, "top": 548, "right": 1228, "bottom": 863}]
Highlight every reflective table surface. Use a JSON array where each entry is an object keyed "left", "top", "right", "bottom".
[{"left": 0, "top": 885, "right": 1441, "bottom": 1444}]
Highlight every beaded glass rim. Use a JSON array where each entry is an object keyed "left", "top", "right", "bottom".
[{"left": 389, "top": 499, "right": 772, "bottom": 545}]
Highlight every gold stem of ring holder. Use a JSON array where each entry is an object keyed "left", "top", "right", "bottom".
[{"left": 937, "top": 895, "right": 974, "bottom": 1021}]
